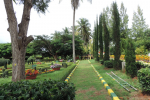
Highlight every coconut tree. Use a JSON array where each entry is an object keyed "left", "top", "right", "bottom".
[
  {"left": 76, "top": 18, "right": 91, "bottom": 46},
  {"left": 59, "top": 0, "right": 92, "bottom": 63}
]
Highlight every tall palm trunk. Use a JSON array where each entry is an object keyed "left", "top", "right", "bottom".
[{"left": 72, "top": 7, "right": 76, "bottom": 63}]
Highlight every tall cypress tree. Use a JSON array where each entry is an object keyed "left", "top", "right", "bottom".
[
  {"left": 103, "top": 14, "right": 110, "bottom": 61},
  {"left": 94, "top": 17, "right": 98, "bottom": 61},
  {"left": 96, "top": 16, "right": 99, "bottom": 61},
  {"left": 112, "top": 2, "right": 121, "bottom": 70},
  {"left": 99, "top": 13, "right": 103, "bottom": 60}
]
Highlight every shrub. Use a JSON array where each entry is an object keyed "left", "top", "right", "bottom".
[
  {"left": 137, "top": 67, "right": 150, "bottom": 92},
  {"left": 104, "top": 60, "right": 113, "bottom": 68},
  {"left": 62, "top": 62, "right": 68, "bottom": 68},
  {"left": 100, "top": 60, "right": 104, "bottom": 64},
  {"left": 0, "top": 59, "right": 7, "bottom": 69},
  {"left": 50, "top": 64, "right": 62, "bottom": 68},
  {"left": 0, "top": 79, "right": 76, "bottom": 100},
  {"left": 125, "top": 38, "right": 137, "bottom": 78}
]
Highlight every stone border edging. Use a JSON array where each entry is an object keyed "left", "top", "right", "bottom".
[
  {"left": 88, "top": 60, "right": 120, "bottom": 100},
  {"left": 65, "top": 61, "right": 80, "bottom": 83}
]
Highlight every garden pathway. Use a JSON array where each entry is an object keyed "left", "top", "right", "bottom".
[{"left": 69, "top": 60, "right": 111, "bottom": 100}]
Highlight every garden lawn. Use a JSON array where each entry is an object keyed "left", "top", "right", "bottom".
[
  {"left": 90, "top": 59, "right": 150, "bottom": 100},
  {"left": 69, "top": 60, "right": 111, "bottom": 100},
  {"left": 0, "top": 61, "right": 76, "bottom": 85}
]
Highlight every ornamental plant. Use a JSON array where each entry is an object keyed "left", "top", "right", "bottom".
[
  {"left": 25, "top": 69, "right": 39, "bottom": 76},
  {"left": 50, "top": 64, "right": 62, "bottom": 68}
]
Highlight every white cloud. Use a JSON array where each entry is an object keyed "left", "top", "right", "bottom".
[{"left": 0, "top": 0, "right": 150, "bottom": 43}]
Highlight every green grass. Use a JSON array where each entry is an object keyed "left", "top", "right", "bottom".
[
  {"left": 69, "top": 60, "right": 111, "bottom": 100},
  {"left": 90, "top": 59, "right": 140, "bottom": 100}
]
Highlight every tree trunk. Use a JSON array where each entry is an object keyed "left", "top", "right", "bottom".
[
  {"left": 4, "top": 0, "right": 34, "bottom": 82},
  {"left": 72, "top": 7, "right": 76, "bottom": 63},
  {"left": 53, "top": 54, "right": 57, "bottom": 60}
]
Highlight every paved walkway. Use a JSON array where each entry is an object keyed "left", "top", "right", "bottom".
[{"left": 69, "top": 60, "right": 111, "bottom": 100}]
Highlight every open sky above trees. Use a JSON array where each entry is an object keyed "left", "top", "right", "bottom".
[{"left": 0, "top": 0, "right": 150, "bottom": 43}]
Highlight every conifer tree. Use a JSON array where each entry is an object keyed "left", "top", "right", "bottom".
[
  {"left": 112, "top": 2, "right": 121, "bottom": 69},
  {"left": 103, "top": 14, "right": 109, "bottom": 61},
  {"left": 125, "top": 38, "right": 137, "bottom": 78},
  {"left": 99, "top": 13, "right": 103, "bottom": 60}
]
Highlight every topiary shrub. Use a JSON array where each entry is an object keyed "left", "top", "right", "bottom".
[
  {"left": 104, "top": 60, "right": 113, "bottom": 68},
  {"left": 27, "top": 56, "right": 35, "bottom": 65},
  {"left": 0, "top": 59, "right": 7, "bottom": 69},
  {"left": 0, "top": 79, "right": 76, "bottom": 100},
  {"left": 137, "top": 67, "right": 150, "bottom": 92},
  {"left": 62, "top": 63, "right": 68, "bottom": 68}
]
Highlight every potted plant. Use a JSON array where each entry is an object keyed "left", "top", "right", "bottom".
[
  {"left": 50, "top": 64, "right": 62, "bottom": 70},
  {"left": 25, "top": 69, "right": 39, "bottom": 80}
]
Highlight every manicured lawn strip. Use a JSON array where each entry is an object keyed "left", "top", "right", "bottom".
[
  {"left": 65, "top": 61, "right": 80, "bottom": 83},
  {"left": 69, "top": 60, "right": 111, "bottom": 100},
  {"left": 88, "top": 60, "right": 120, "bottom": 100},
  {"left": 0, "top": 62, "right": 76, "bottom": 85},
  {"left": 90, "top": 59, "right": 139, "bottom": 100}
]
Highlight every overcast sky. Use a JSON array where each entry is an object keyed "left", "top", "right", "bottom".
[{"left": 0, "top": 0, "right": 150, "bottom": 43}]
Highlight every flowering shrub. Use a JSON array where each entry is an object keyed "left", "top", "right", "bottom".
[
  {"left": 25, "top": 69, "right": 39, "bottom": 76},
  {"left": 50, "top": 64, "right": 62, "bottom": 68}
]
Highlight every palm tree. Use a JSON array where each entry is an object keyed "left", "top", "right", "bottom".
[
  {"left": 59, "top": 0, "right": 92, "bottom": 63},
  {"left": 62, "top": 27, "right": 71, "bottom": 35},
  {"left": 76, "top": 18, "right": 91, "bottom": 46}
]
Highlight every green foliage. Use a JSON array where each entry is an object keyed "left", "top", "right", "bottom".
[
  {"left": 104, "top": 60, "right": 113, "bottom": 68},
  {"left": 137, "top": 67, "right": 150, "bottom": 92},
  {"left": 27, "top": 56, "right": 35, "bottom": 65},
  {"left": 62, "top": 63, "right": 68, "bottom": 68},
  {"left": 132, "top": 5, "right": 148, "bottom": 40},
  {"left": 99, "top": 13, "right": 103, "bottom": 60},
  {"left": 0, "top": 79, "right": 75, "bottom": 100},
  {"left": 103, "top": 14, "right": 109, "bottom": 61},
  {"left": 0, "top": 43, "right": 12, "bottom": 58},
  {"left": 76, "top": 18, "right": 91, "bottom": 46},
  {"left": 125, "top": 38, "right": 137, "bottom": 78},
  {"left": 0, "top": 59, "right": 7, "bottom": 69},
  {"left": 112, "top": 2, "right": 121, "bottom": 69},
  {"left": 100, "top": 60, "right": 104, "bottom": 64}
]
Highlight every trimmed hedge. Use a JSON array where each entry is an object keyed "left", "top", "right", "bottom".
[
  {"left": 104, "top": 60, "right": 113, "bottom": 68},
  {"left": 0, "top": 79, "right": 75, "bottom": 100},
  {"left": 137, "top": 67, "right": 150, "bottom": 92},
  {"left": 60, "top": 64, "right": 76, "bottom": 81}
]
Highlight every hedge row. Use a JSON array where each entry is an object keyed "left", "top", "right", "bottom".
[{"left": 0, "top": 79, "right": 75, "bottom": 100}]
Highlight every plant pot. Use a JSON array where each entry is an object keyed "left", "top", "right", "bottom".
[
  {"left": 52, "top": 67, "right": 60, "bottom": 70},
  {"left": 26, "top": 74, "right": 37, "bottom": 80}
]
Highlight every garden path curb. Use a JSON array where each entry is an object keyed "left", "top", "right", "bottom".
[
  {"left": 88, "top": 60, "right": 120, "bottom": 100},
  {"left": 65, "top": 61, "right": 80, "bottom": 83}
]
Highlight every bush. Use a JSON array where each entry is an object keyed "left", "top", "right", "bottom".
[
  {"left": 0, "top": 59, "right": 7, "bottom": 69},
  {"left": 100, "top": 60, "right": 104, "bottom": 64},
  {"left": 125, "top": 38, "right": 137, "bottom": 78},
  {"left": 104, "top": 60, "right": 113, "bottom": 68},
  {"left": 137, "top": 67, "right": 150, "bottom": 92},
  {"left": 62, "top": 62, "right": 68, "bottom": 68},
  {"left": 0, "top": 79, "right": 76, "bottom": 100}
]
